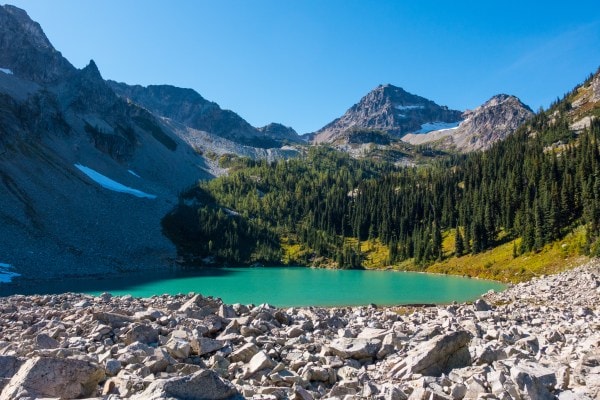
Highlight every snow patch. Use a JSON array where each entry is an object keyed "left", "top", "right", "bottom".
[
  {"left": 224, "top": 208, "right": 240, "bottom": 217},
  {"left": 128, "top": 169, "right": 141, "bottom": 178},
  {"left": 395, "top": 105, "right": 424, "bottom": 111},
  {"left": 0, "top": 68, "right": 13, "bottom": 75},
  {"left": 0, "top": 263, "right": 20, "bottom": 283},
  {"left": 74, "top": 164, "right": 157, "bottom": 199},
  {"left": 416, "top": 121, "right": 461, "bottom": 134}
]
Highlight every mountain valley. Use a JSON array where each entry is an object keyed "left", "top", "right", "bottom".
[{"left": 0, "top": 3, "right": 599, "bottom": 285}]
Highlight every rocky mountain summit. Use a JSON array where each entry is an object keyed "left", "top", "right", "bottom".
[
  {"left": 312, "top": 84, "right": 462, "bottom": 144},
  {"left": 0, "top": 260, "right": 597, "bottom": 399},
  {"left": 402, "top": 94, "right": 534, "bottom": 152},
  {"left": 0, "top": 5, "right": 74, "bottom": 84}
]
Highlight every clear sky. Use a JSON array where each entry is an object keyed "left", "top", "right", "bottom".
[{"left": 6, "top": 1, "right": 600, "bottom": 134}]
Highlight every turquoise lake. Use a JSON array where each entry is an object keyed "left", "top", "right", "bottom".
[{"left": 1, "top": 267, "right": 504, "bottom": 307}]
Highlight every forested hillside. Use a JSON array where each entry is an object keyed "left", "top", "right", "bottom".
[{"left": 163, "top": 71, "right": 600, "bottom": 274}]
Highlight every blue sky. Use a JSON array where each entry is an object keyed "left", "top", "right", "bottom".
[{"left": 7, "top": 1, "right": 600, "bottom": 134}]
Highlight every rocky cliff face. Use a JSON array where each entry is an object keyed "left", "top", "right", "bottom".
[
  {"left": 0, "top": 5, "right": 74, "bottom": 83},
  {"left": 402, "top": 94, "right": 533, "bottom": 152},
  {"left": 313, "top": 84, "right": 462, "bottom": 144},
  {"left": 108, "top": 81, "right": 300, "bottom": 148}
]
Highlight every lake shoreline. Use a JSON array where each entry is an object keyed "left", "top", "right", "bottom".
[
  {"left": 0, "top": 266, "right": 504, "bottom": 307},
  {"left": 0, "top": 259, "right": 597, "bottom": 399}
]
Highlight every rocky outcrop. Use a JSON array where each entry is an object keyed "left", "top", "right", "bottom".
[
  {"left": 402, "top": 94, "right": 533, "bottom": 152},
  {"left": 569, "top": 69, "right": 600, "bottom": 131},
  {"left": 312, "top": 84, "right": 462, "bottom": 144},
  {"left": 0, "top": 260, "right": 599, "bottom": 399}
]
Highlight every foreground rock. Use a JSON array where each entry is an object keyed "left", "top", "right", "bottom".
[
  {"left": 0, "top": 357, "right": 104, "bottom": 399},
  {"left": 390, "top": 330, "right": 472, "bottom": 378},
  {"left": 131, "top": 370, "right": 241, "bottom": 400},
  {"left": 0, "top": 260, "right": 599, "bottom": 399}
]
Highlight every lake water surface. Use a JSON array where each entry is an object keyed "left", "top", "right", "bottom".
[{"left": 1, "top": 266, "right": 504, "bottom": 307}]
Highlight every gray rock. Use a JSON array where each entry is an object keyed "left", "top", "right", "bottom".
[
  {"left": 193, "top": 337, "right": 226, "bottom": 356},
  {"left": 93, "top": 311, "right": 135, "bottom": 328},
  {"left": 515, "top": 336, "right": 540, "bottom": 355},
  {"left": 474, "top": 299, "right": 492, "bottom": 312},
  {"left": 219, "top": 304, "right": 237, "bottom": 319},
  {"left": 0, "top": 356, "right": 104, "bottom": 400},
  {"left": 473, "top": 343, "right": 507, "bottom": 365},
  {"left": 357, "top": 327, "right": 389, "bottom": 340},
  {"left": 123, "top": 323, "right": 159, "bottom": 345},
  {"left": 34, "top": 333, "right": 59, "bottom": 349},
  {"left": 450, "top": 383, "right": 467, "bottom": 399},
  {"left": 557, "top": 389, "right": 594, "bottom": 400},
  {"left": 165, "top": 337, "right": 192, "bottom": 359},
  {"left": 0, "top": 356, "right": 23, "bottom": 379},
  {"left": 509, "top": 361, "right": 557, "bottom": 400},
  {"left": 105, "top": 358, "right": 122, "bottom": 376},
  {"left": 294, "top": 386, "right": 315, "bottom": 400},
  {"left": 390, "top": 330, "right": 472, "bottom": 378},
  {"left": 131, "top": 369, "right": 241, "bottom": 400},
  {"left": 247, "top": 351, "right": 275, "bottom": 375},
  {"left": 286, "top": 326, "right": 305, "bottom": 338},
  {"left": 230, "top": 342, "right": 259, "bottom": 363},
  {"left": 329, "top": 338, "right": 382, "bottom": 360}
]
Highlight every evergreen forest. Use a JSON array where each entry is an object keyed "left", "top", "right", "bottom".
[{"left": 162, "top": 75, "right": 600, "bottom": 273}]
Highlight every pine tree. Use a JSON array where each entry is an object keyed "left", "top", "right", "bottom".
[{"left": 455, "top": 227, "right": 464, "bottom": 257}]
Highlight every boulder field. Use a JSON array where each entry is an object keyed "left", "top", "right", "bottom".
[{"left": 0, "top": 260, "right": 598, "bottom": 399}]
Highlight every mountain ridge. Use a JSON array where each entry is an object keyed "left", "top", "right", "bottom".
[{"left": 107, "top": 81, "right": 301, "bottom": 148}]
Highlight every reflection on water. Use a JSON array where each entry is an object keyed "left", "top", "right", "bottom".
[{"left": 0, "top": 266, "right": 504, "bottom": 307}]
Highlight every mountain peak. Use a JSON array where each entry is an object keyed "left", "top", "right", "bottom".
[
  {"left": 81, "top": 59, "right": 102, "bottom": 79},
  {"left": 377, "top": 83, "right": 406, "bottom": 91},
  {"left": 463, "top": 94, "right": 533, "bottom": 121},
  {"left": 1, "top": 5, "right": 53, "bottom": 50},
  {"left": 403, "top": 93, "right": 533, "bottom": 152},
  {"left": 0, "top": 4, "right": 74, "bottom": 83},
  {"left": 480, "top": 94, "right": 532, "bottom": 111},
  {"left": 313, "top": 85, "right": 462, "bottom": 144}
]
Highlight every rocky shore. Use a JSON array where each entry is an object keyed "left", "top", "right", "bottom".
[{"left": 0, "top": 261, "right": 598, "bottom": 400}]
